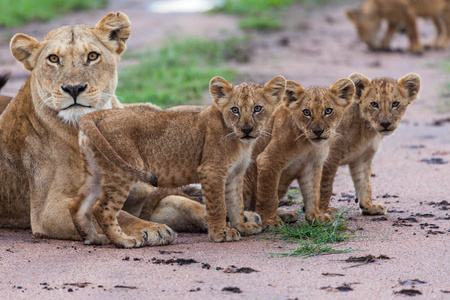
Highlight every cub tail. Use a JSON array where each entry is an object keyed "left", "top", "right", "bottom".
[{"left": 79, "top": 112, "right": 158, "bottom": 187}]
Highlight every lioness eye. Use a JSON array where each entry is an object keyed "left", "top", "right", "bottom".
[
  {"left": 392, "top": 101, "right": 400, "bottom": 108},
  {"left": 253, "top": 106, "right": 262, "bottom": 113},
  {"left": 324, "top": 108, "right": 333, "bottom": 115},
  {"left": 370, "top": 102, "right": 379, "bottom": 108},
  {"left": 303, "top": 109, "right": 311, "bottom": 117},
  {"left": 48, "top": 55, "right": 59, "bottom": 64},
  {"left": 231, "top": 107, "right": 239, "bottom": 114},
  {"left": 88, "top": 52, "right": 99, "bottom": 61}
]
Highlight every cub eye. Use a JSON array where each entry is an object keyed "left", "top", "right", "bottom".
[
  {"left": 231, "top": 107, "right": 239, "bottom": 114},
  {"left": 392, "top": 101, "right": 400, "bottom": 108},
  {"left": 253, "top": 106, "right": 262, "bottom": 113},
  {"left": 370, "top": 102, "right": 379, "bottom": 108},
  {"left": 303, "top": 109, "right": 311, "bottom": 117},
  {"left": 48, "top": 55, "right": 59, "bottom": 64},
  {"left": 324, "top": 108, "right": 333, "bottom": 115},
  {"left": 88, "top": 52, "right": 100, "bottom": 61}
]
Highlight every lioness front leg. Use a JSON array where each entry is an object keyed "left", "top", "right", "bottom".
[
  {"left": 199, "top": 166, "right": 240, "bottom": 242},
  {"left": 349, "top": 158, "right": 386, "bottom": 215},
  {"left": 225, "top": 171, "right": 262, "bottom": 236},
  {"left": 298, "top": 163, "right": 331, "bottom": 223}
]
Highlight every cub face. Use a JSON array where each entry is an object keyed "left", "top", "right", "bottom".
[
  {"left": 10, "top": 12, "right": 131, "bottom": 125},
  {"left": 284, "top": 79, "right": 355, "bottom": 145},
  {"left": 346, "top": 9, "right": 380, "bottom": 49},
  {"left": 210, "top": 76, "right": 286, "bottom": 142},
  {"left": 350, "top": 73, "right": 421, "bottom": 136}
]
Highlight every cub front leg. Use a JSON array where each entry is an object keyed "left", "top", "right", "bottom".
[
  {"left": 349, "top": 158, "right": 386, "bottom": 215},
  {"left": 198, "top": 165, "right": 240, "bottom": 242},
  {"left": 319, "top": 160, "right": 340, "bottom": 215},
  {"left": 225, "top": 171, "right": 262, "bottom": 236},
  {"left": 298, "top": 163, "right": 331, "bottom": 223}
]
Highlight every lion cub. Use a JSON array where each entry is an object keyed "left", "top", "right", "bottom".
[
  {"left": 243, "top": 78, "right": 355, "bottom": 229},
  {"left": 71, "top": 76, "right": 286, "bottom": 247},
  {"left": 320, "top": 73, "right": 421, "bottom": 215},
  {"left": 347, "top": 0, "right": 448, "bottom": 53}
]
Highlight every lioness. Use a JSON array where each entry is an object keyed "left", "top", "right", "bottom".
[
  {"left": 242, "top": 78, "right": 355, "bottom": 229},
  {"left": 0, "top": 73, "right": 12, "bottom": 114},
  {"left": 0, "top": 12, "right": 206, "bottom": 245},
  {"left": 71, "top": 76, "right": 286, "bottom": 247},
  {"left": 319, "top": 73, "right": 421, "bottom": 215},
  {"left": 347, "top": 0, "right": 448, "bottom": 53}
]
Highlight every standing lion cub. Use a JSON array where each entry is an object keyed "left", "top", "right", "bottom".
[
  {"left": 320, "top": 73, "right": 421, "bottom": 215},
  {"left": 71, "top": 76, "right": 286, "bottom": 248}
]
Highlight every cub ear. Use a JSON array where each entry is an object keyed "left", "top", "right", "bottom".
[
  {"left": 210, "top": 76, "right": 233, "bottom": 107},
  {"left": 283, "top": 80, "right": 305, "bottom": 107},
  {"left": 398, "top": 73, "right": 420, "bottom": 103},
  {"left": 346, "top": 9, "right": 360, "bottom": 24},
  {"left": 330, "top": 78, "right": 355, "bottom": 107},
  {"left": 263, "top": 75, "right": 286, "bottom": 104},
  {"left": 349, "top": 72, "right": 371, "bottom": 102},
  {"left": 93, "top": 12, "right": 131, "bottom": 55},
  {"left": 10, "top": 34, "right": 42, "bottom": 71}
]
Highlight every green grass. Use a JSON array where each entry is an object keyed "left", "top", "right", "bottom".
[
  {"left": 271, "top": 209, "right": 355, "bottom": 257},
  {"left": 0, "top": 0, "right": 108, "bottom": 27},
  {"left": 116, "top": 37, "right": 247, "bottom": 107},
  {"left": 279, "top": 188, "right": 302, "bottom": 206}
]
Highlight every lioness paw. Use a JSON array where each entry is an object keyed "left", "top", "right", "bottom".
[
  {"left": 277, "top": 208, "right": 299, "bottom": 223},
  {"left": 361, "top": 203, "right": 387, "bottom": 215},
  {"left": 209, "top": 228, "right": 240, "bottom": 242},
  {"left": 235, "top": 221, "right": 262, "bottom": 236}
]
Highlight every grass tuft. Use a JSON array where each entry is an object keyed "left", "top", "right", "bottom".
[
  {"left": 116, "top": 37, "right": 250, "bottom": 107},
  {"left": 0, "top": 0, "right": 108, "bottom": 27},
  {"left": 271, "top": 209, "right": 354, "bottom": 257}
]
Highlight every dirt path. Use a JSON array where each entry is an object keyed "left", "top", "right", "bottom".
[{"left": 1, "top": 1, "right": 449, "bottom": 299}]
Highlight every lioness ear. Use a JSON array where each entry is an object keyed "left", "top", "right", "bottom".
[
  {"left": 331, "top": 78, "right": 355, "bottom": 107},
  {"left": 346, "top": 9, "right": 359, "bottom": 24},
  {"left": 349, "top": 72, "right": 371, "bottom": 102},
  {"left": 283, "top": 80, "right": 305, "bottom": 107},
  {"left": 210, "top": 76, "right": 233, "bottom": 107},
  {"left": 263, "top": 75, "right": 286, "bottom": 104},
  {"left": 398, "top": 73, "right": 420, "bottom": 103},
  {"left": 94, "top": 12, "right": 131, "bottom": 55},
  {"left": 10, "top": 34, "right": 42, "bottom": 71}
]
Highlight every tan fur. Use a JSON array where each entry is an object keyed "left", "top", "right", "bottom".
[
  {"left": 242, "top": 79, "right": 355, "bottom": 229},
  {"left": 0, "top": 12, "right": 192, "bottom": 245},
  {"left": 347, "top": 0, "right": 448, "bottom": 53},
  {"left": 71, "top": 76, "right": 285, "bottom": 247},
  {"left": 320, "top": 73, "right": 421, "bottom": 215}
]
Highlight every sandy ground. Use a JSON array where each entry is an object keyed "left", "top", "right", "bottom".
[{"left": 0, "top": 1, "right": 449, "bottom": 299}]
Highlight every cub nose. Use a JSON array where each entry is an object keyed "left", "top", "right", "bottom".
[
  {"left": 61, "top": 84, "right": 87, "bottom": 100},
  {"left": 241, "top": 127, "right": 253, "bottom": 135},
  {"left": 380, "top": 121, "right": 391, "bottom": 129},
  {"left": 312, "top": 128, "right": 324, "bottom": 137}
]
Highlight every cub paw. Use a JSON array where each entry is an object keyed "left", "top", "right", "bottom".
[
  {"left": 262, "top": 217, "right": 284, "bottom": 230},
  {"left": 322, "top": 206, "right": 338, "bottom": 216},
  {"left": 83, "top": 233, "right": 110, "bottom": 245},
  {"left": 209, "top": 228, "right": 240, "bottom": 242},
  {"left": 305, "top": 212, "right": 332, "bottom": 224},
  {"left": 407, "top": 44, "right": 423, "bottom": 54},
  {"left": 127, "top": 224, "right": 176, "bottom": 248},
  {"left": 277, "top": 208, "right": 299, "bottom": 223},
  {"left": 361, "top": 203, "right": 387, "bottom": 215},
  {"left": 235, "top": 221, "right": 262, "bottom": 236},
  {"left": 244, "top": 211, "right": 262, "bottom": 225}
]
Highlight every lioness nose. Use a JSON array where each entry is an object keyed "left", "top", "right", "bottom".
[
  {"left": 61, "top": 84, "right": 87, "bottom": 100},
  {"left": 241, "top": 127, "right": 253, "bottom": 134},
  {"left": 313, "top": 128, "right": 324, "bottom": 137},
  {"left": 380, "top": 122, "right": 391, "bottom": 129}
]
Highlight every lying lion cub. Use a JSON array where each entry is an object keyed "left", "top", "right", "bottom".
[
  {"left": 347, "top": 0, "right": 448, "bottom": 52},
  {"left": 71, "top": 76, "right": 286, "bottom": 247},
  {"left": 243, "top": 78, "right": 355, "bottom": 229},
  {"left": 320, "top": 73, "right": 421, "bottom": 215}
]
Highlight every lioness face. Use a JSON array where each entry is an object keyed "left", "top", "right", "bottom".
[
  {"left": 346, "top": 9, "right": 380, "bottom": 49},
  {"left": 210, "top": 76, "right": 286, "bottom": 143},
  {"left": 10, "top": 12, "right": 131, "bottom": 125},
  {"left": 284, "top": 79, "right": 355, "bottom": 145},
  {"left": 350, "top": 73, "right": 421, "bottom": 136}
]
